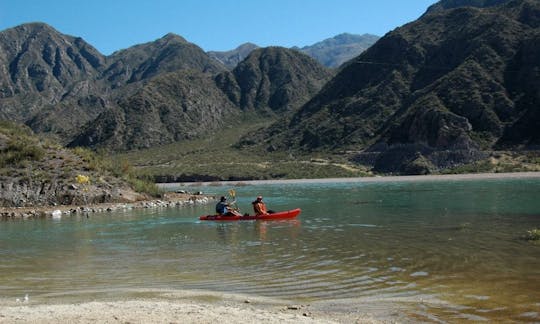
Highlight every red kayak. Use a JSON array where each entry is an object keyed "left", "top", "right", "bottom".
[{"left": 199, "top": 208, "right": 301, "bottom": 221}]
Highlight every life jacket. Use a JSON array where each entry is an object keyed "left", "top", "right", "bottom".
[{"left": 252, "top": 201, "right": 267, "bottom": 215}]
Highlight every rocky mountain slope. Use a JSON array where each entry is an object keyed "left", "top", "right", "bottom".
[
  {"left": 295, "top": 33, "right": 380, "bottom": 68},
  {"left": 426, "top": 0, "right": 511, "bottom": 12},
  {"left": 69, "top": 46, "right": 331, "bottom": 150},
  {"left": 105, "top": 33, "right": 225, "bottom": 87},
  {"left": 69, "top": 70, "right": 239, "bottom": 150},
  {"left": 0, "top": 23, "right": 228, "bottom": 146},
  {"left": 249, "top": 0, "right": 540, "bottom": 173},
  {"left": 216, "top": 47, "right": 333, "bottom": 114},
  {"left": 0, "top": 23, "right": 332, "bottom": 151},
  {"left": 0, "top": 23, "right": 109, "bottom": 141}
]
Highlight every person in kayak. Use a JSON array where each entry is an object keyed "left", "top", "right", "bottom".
[
  {"left": 252, "top": 196, "right": 269, "bottom": 215},
  {"left": 216, "top": 196, "right": 240, "bottom": 216}
]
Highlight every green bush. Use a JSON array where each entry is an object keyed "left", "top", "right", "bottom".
[
  {"left": 71, "top": 147, "right": 162, "bottom": 197},
  {"left": 442, "top": 160, "right": 494, "bottom": 174},
  {"left": 0, "top": 138, "right": 45, "bottom": 167},
  {"left": 525, "top": 228, "right": 540, "bottom": 241}
]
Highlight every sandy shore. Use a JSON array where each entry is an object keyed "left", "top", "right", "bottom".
[
  {"left": 0, "top": 290, "right": 414, "bottom": 323},
  {"left": 159, "top": 171, "right": 540, "bottom": 188}
]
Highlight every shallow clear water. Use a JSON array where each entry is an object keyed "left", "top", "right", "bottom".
[{"left": 2, "top": 178, "right": 540, "bottom": 322}]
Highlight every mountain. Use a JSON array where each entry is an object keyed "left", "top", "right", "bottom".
[
  {"left": 296, "top": 33, "right": 380, "bottom": 68},
  {"left": 0, "top": 23, "right": 109, "bottom": 141},
  {"left": 209, "top": 34, "right": 380, "bottom": 70},
  {"left": 71, "top": 46, "right": 332, "bottom": 150},
  {"left": 208, "top": 43, "right": 259, "bottom": 69},
  {"left": 104, "top": 33, "right": 226, "bottom": 87},
  {"left": 250, "top": 0, "right": 540, "bottom": 173},
  {"left": 426, "top": 0, "right": 511, "bottom": 12},
  {"left": 0, "top": 23, "right": 333, "bottom": 151},
  {"left": 216, "top": 47, "right": 333, "bottom": 113},
  {"left": 2, "top": 2, "right": 539, "bottom": 175},
  {"left": 69, "top": 70, "right": 238, "bottom": 150},
  {"left": 0, "top": 23, "right": 228, "bottom": 145}
]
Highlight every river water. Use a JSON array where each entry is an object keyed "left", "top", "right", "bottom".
[{"left": 1, "top": 176, "right": 539, "bottom": 322}]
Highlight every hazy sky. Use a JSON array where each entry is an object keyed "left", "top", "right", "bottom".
[{"left": 0, "top": 0, "right": 437, "bottom": 55}]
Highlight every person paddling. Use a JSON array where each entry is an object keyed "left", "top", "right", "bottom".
[
  {"left": 216, "top": 196, "right": 241, "bottom": 216},
  {"left": 252, "top": 196, "right": 269, "bottom": 215}
]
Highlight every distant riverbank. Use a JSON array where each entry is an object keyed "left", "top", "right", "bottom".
[{"left": 158, "top": 171, "right": 540, "bottom": 188}]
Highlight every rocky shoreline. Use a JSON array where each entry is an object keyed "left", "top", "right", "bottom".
[{"left": 0, "top": 192, "right": 215, "bottom": 219}]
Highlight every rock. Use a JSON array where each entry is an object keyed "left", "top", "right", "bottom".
[{"left": 51, "top": 209, "right": 62, "bottom": 219}]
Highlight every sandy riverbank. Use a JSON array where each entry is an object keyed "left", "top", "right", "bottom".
[
  {"left": 159, "top": 171, "right": 540, "bottom": 188},
  {"left": 0, "top": 289, "right": 416, "bottom": 323}
]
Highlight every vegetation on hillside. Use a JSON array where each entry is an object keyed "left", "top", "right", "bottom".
[
  {"left": 0, "top": 121, "right": 45, "bottom": 168},
  {"left": 114, "top": 117, "right": 539, "bottom": 182},
  {"left": 115, "top": 117, "right": 372, "bottom": 182},
  {"left": 0, "top": 121, "right": 160, "bottom": 207}
]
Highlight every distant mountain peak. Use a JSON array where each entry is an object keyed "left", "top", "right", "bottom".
[
  {"left": 297, "top": 33, "right": 380, "bottom": 68},
  {"left": 12, "top": 22, "right": 53, "bottom": 31},
  {"left": 160, "top": 32, "right": 188, "bottom": 44},
  {"left": 207, "top": 42, "right": 260, "bottom": 69},
  {"left": 236, "top": 42, "right": 259, "bottom": 51}
]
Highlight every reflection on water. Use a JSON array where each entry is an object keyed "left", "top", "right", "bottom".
[{"left": 1, "top": 178, "right": 540, "bottom": 322}]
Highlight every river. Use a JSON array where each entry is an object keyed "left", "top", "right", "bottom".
[{"left": 2, "top": 175, "right": 540, "bottom": 322}]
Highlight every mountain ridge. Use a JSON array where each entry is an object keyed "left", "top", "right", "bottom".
[
  {"left": 208, "top": 33, "right": 380, "bottom": 69},
  {"left": 0, "top": 22, "right": 351, "bottom": 150},
  {"left": 246, "top": 0, "right": 540, "bottom": 174}
]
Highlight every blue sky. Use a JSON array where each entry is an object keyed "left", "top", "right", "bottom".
[{"left": 0, "top": 0, "right": 437, "bottom": 55}]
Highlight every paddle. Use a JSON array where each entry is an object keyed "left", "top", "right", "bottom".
[{"left": 228, "top": 188, "right": 240, "bottom": 213}]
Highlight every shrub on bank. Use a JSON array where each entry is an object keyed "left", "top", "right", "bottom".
[{"left": 525, "top": 228, "right": 540, "bottom": 241}]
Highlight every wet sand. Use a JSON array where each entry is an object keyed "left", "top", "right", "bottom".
[{"left": 0, "top": 289, "right": 415, "bottom": 323}]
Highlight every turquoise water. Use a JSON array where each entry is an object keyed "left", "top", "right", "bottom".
[{"left": 1, "top": 178, "right": 540, "bottom": 321}]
